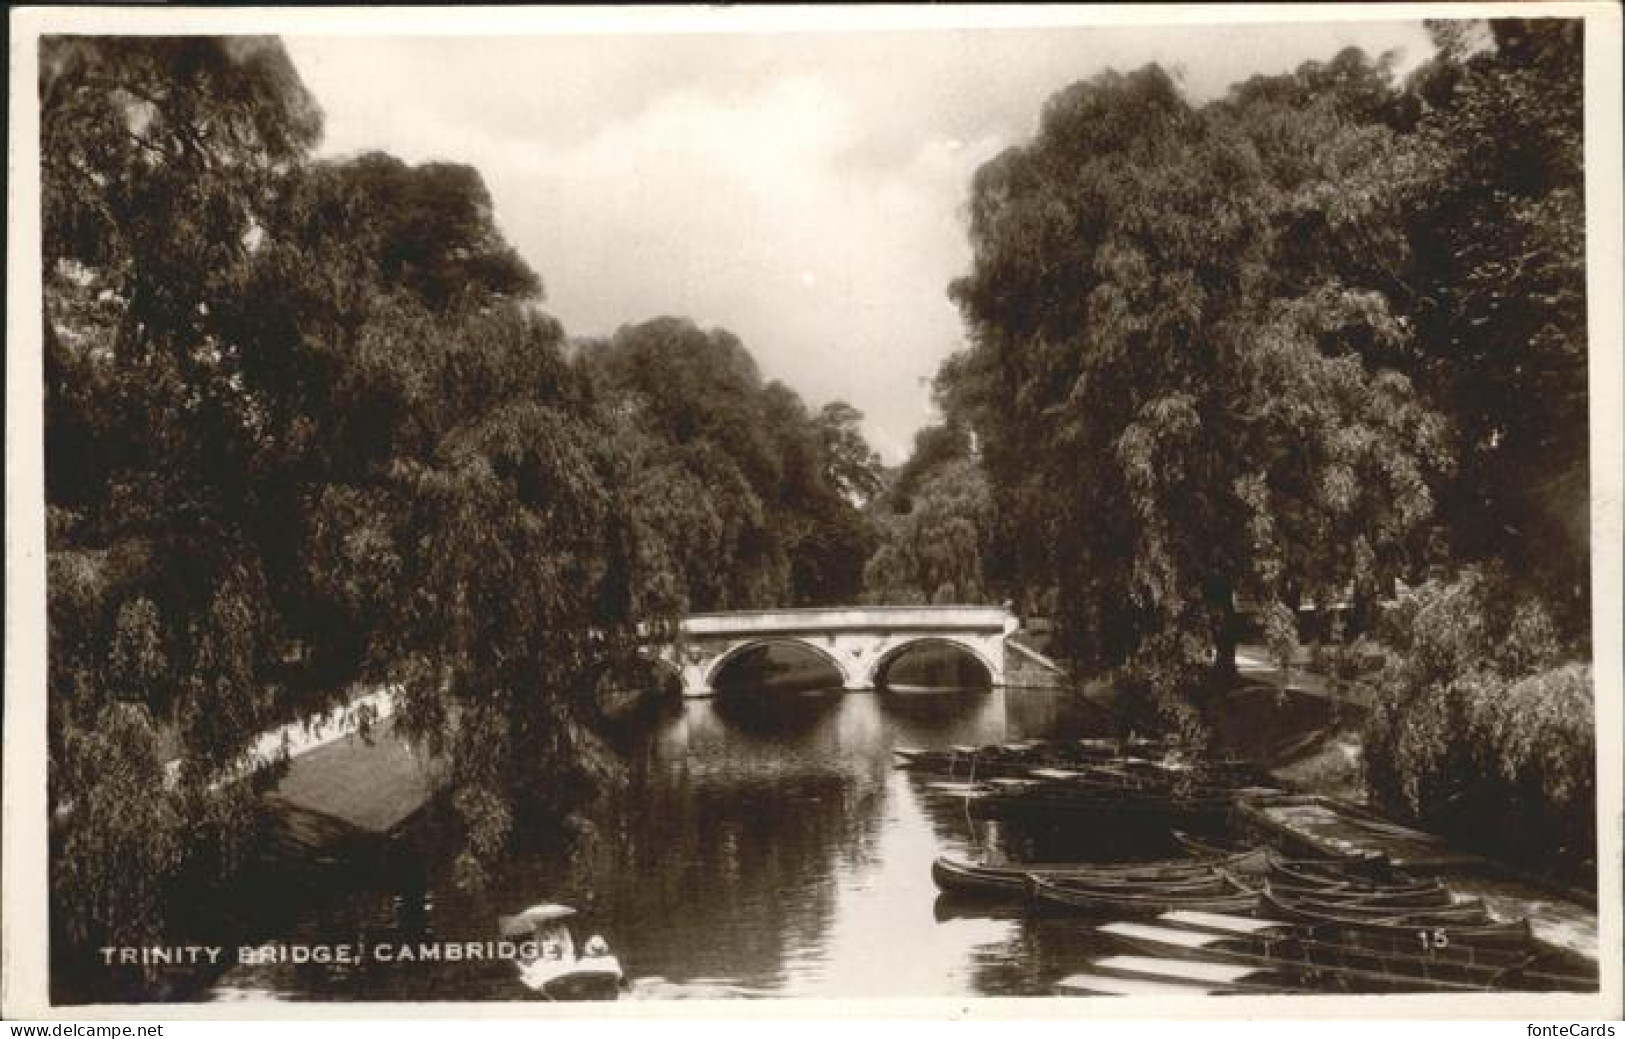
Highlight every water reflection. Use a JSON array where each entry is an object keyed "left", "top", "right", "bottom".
[{"left": 197, "top": 668, "right": 1302, "bottom": 1002}]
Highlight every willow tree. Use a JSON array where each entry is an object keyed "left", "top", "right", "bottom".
[
  {"left": 1355, "top": 20, "right": 1593, "bottom": 878},
  {"left": 584, "top": 318, "right": 880, "bottom": 616},
  {"left": 863, "top": 423, "right": 995, "bottom": 606},
  {"left": 1400, "top": 19, "right": 1589, "bottom": 632},
  {"left": 43, "top": 35, "right": 640, "bottom": 950},
  {"left": 946, "top": 59, "right": 1448, "bottom": 705},
  {"left": 43, "top": 36, "right": 327, "bottom": 953}
]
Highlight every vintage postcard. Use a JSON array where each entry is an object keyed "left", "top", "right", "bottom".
[{"left": 5, "top": 3, "right": 1621, "bottom": 1021}]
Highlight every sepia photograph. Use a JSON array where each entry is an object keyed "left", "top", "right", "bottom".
[{"left": 5, "top": 3, "right": 1621, "bottom": 1020}]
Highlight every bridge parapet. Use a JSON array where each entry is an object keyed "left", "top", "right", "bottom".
[
  {"left": 679, "top": 605, "right": 1016, "bottom": 638},
  {"left": 645, "top": 605, "right": 1019, "bottom": 697}
]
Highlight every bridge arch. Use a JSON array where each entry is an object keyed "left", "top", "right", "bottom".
[
  {"left": 703, "top": 637, "right": 852, "bottom": 693},
  {"left": 866, "top": 636, "right": 997, "bottom": 691}
]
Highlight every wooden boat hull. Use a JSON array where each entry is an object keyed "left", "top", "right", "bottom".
[
  {"left": 1028, "top": 875, "right": 1259, "bottom": 916},
  {"left": 1267, "top": 856, "right": 1410, "bottom": 888},
  {"left": 1102, "top": 921, "right": 1596, "bottom": 992},
  {"left": 1265, "top": 891, "right": 1492, "bottom": 925},
  {"left": 933, "top": 859, "right": 1224, "bottom": 899},
  {"left": 1260, "top": 892, "right": 1532, "bottom": 949},
  {"left": 931, "top": 857, "right": 1028, "bottom": 898},
  {"left": 1055, "top": 971, "right": 1248, "bottom": 997},
  {"left": 1264, "top": 879, "right": 1456, "bottom": 908},
  {"left": 1043, "top": 873, "right": 1233, "bottom": 896},
  {"left": 1097, "top": 923, "right": 1495, "bottom": 993},
  {"left": 1083, "top": 954, "right": 1307, "bottom": 994},
  {"left": 932, "top": 848, "right": 1270, "bottom": 898}
]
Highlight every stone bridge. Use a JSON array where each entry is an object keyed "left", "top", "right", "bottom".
[{"left": 643, "top": 605, "right": 1019, "bottom": 698}]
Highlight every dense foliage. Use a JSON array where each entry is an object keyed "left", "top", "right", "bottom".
[
  {"left": 1399, "top": 19, "right": 1589, "bottom": 629},
  {"left": 1362, "top": 571, "right": 1594, "bottom": 874},
  {"left": 39, "top": 18, "right": 1596, "bottom": 954},
  {"left": 1354, "top": 20, "right": 1592, "bottom": 875},
  {"left": 862, "top": 422, "right": 995, "bottom": 606},
  {"left": 42, "top": 35, "right": 882, "bottom": 955},
  {"left": 923, "top": 17, "right": 1591, "bottom": 856},
  {"left": 582, "top": 318, "right": 879, "bottom": 619},
  {"left": 943, "top": 54, "right": 1449, "bottom": 696}
]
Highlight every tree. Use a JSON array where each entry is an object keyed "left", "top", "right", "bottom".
[
  {"left": 360, "top": 304, "right": 636, "bottom": 888},
  {"left": 1398, "top": 19, "right": 1588, "bottom": 632},
  {"left": 862, "top": 425, "right": 994, "bottom": 606},
  {"left": 315, "top": 152, "right": 540, "bottom": 310},
  {"left": 585, "top": 318, "right": 880, "bottom": 612},
  {"left": 1352, "top": 20, "right": 1593, "bottom": 883},
  {"left": 946, "top": 60, "right": 1448, "bottom": 705},
  {"left": 813, "top": 401, "right": 884, "bottom": 503},
  {"left": 1362, "top": 570, "right": 1593, "bottom": 877},
  {"left": 42, "top": 36, "right": 641, "bottom": 952},
  {"left": 43, "top": 36, "right": 327, "bottom": 952}
]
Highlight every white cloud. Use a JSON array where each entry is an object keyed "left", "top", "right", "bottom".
[{"left": 283, "top": 20, "right": 1435, "bottom": 462}]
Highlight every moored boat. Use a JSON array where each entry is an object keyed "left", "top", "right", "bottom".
[
  {"left": 1054, "top": 970, "right": 1253, "bottom": 997},
  {"left": 1105, "top": 920, "right": 1596, "bottom": 991},
  {"left": 1174, "top": 831, "right": 1395, "bottom": 878},
  {"left": 1042, "top": 872, "right": 1235, "bottom": 896},
  {"left": 1028, "top": 873, "right": 1259, "bottom": 916},
  {"left": 1258, "top": 891, "right": 1533, "bottom": 949},
  {"left": 931, "top": 846, "right": 1271, "bottom": 899},
  {"left": 1080, "top": 954, "right": 1308, "bottom": 994},
  {"left": 1266, "top": 854, "right": 1410, "bottom": 887},
  {"left": 1261, "top": 888, "right": 1493, "bottom": 925},
  {"left": 1093, "top": 921, "right": 1560, "bottom": 993},
  {"left": 1263, "top": 877, "right": 1456, "bottom": 908}
]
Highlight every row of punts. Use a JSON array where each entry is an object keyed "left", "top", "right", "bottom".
[
  {"left": 909, "top": 738, "right": 1596, "bottom": 995},
  {"left": 930, "top": 836, "right": 1595, "bottom": 994},
  {"left": 896, "top": 738, "right": 1283, "bottom": 829},
  {"left": 1059, "top": 906, "right": 1596, "bottom": 995},
  {"left": 894, "top": 738, "right": 1275, "bottom": 790}
]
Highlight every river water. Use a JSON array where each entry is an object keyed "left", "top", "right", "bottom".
[
  {"left": 55, "top": 645, "right": 1595, "bottom": 1005},
  {"left": 200, "top": 668, "right": 1244, "bottom": 1003}
]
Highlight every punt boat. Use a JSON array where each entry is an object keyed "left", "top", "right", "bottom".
[
  {"left": 1028, "top": 874, "right": 1259, "bottom": 916},
  {"left": 1259, "top": 892, "right": 1533, "bottom": 949},
  {"left": 1055, "top": 970, "right": 1258, "bottom": 997},
  {"left": 1078, "top": 955, "right": 1310, "bottom": 994},
  {"left": 931, "top": 847, "right": 1270, "bottom": 898},
  {"left": 1163, "top": 908, "right": 1536, "bottom": 960},
  {"left": 1263, "top": 877, "right": 1457, "bottom": 909},
  {"left": 1099, "top": 921, "right": 1596, "bottom": 992},
  {"left": 1260, "top": 889, "right": 1493, "bottom": 925},
  {"left": 1095, "top": 922, "right": 1540, "bottom": 993}
]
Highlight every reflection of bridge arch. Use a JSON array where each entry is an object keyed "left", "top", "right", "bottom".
[
  {"left": 704, "top": 637, "right": 852, "bottom": 693},
  {"left": 867, "top": 636, "right": 996, "bottom": 690},
  {"left": 644, "top": 606, "right": 1018, "bottom": 698}
]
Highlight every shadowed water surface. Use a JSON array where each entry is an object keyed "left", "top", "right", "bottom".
[
  {"left": 201, "top": 675, "right": 1176, "bottom": 1001},
  {"left": 174, "top": 629, "right": 1352, "bottom": 1003}
]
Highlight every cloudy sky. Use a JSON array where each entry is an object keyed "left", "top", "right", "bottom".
[{"left": 283, "top": 17, "right": 1436, "bottom": 462}]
